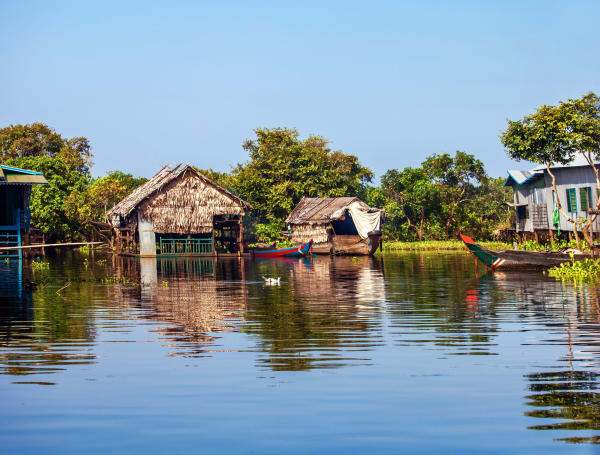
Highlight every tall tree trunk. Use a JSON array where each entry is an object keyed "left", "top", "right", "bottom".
[
  {"left": 580, "top": 150, "right": 600, "bottom": 249},
  {"left": 546, "top": 163, "right": 581, "bottom": 250}
]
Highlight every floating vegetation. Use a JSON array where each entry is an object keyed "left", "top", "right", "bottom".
[
  {"left": 31, "top": 260, "right": 50, "bottom": 272},
  {"left": 547, "top": 257, "right": 600, "bottom": 283},
  {"left": 101, "top": 275, "right": 138, "bottom": 285}
]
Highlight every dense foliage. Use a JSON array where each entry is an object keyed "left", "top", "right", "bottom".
[
  {"left": 0, "top": 123, "right": 92, "bottom": 175},
  {"left": 2, "top": 123, "right": 510, "bottom": 243},
  {"left": 2, "top": 124, "right": 147, "bottom": 242},
  {"left": 378, "top": 153, "right": 510, "bottom": 241}
]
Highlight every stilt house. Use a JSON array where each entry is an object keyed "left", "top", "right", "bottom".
[
  {"left": 108, "top": 164, "right": 251, "bottom": 256},
  {"left": 285, "top": 197, "right": 384, "bottom": 255},
  {"left": 505, "top": 156, "right": 600, "bottom": 236},
  {"left": 0, "top": 165, "right": 48, "bottom": 258}
]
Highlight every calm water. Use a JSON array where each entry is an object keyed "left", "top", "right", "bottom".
[{"left": 1, "top": 251, "right": 600, "bottom": 454}]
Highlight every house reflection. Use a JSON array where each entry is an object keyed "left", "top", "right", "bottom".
[
  {"left": 243, "top": 255, "right": 386, "bottom": 371},
  {"left": 111, "top": 256, "right": 248, "bottom": 357},
  {"left": 111, "top": 255, "right": 386, "bottom": 370}
]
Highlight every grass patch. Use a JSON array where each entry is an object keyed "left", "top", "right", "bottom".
[{"left": 381, "top": 240, "right": 511, "bottom": 252}]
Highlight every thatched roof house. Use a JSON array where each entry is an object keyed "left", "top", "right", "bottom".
[
  {"left": 285, "top": 197, "right": 383, "bottom": 255},
  {"left": 108, "top": 164, "right": 251, "bottom": 256}
]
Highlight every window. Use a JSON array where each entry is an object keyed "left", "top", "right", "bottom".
[
  {"left": 566, "top": 188, "right": 577, "bottom": 213},
  {"left": 579, "top": 187, "right": 592, "bottom": 212}
]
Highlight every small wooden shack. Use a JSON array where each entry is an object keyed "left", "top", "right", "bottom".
[
  {"left": 108, "top": 164, "right": 251, "bottom": 257},
  {"left": 0, "top": 165, "right": 48, "bottom": 258},
  {"left": 505, "top": 156, "right": 600, "bottom": 236},
  {"left": 285, "top": 197, "right": 384, "bottom": 255}
]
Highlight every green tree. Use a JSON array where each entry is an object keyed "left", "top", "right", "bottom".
[
  {"left": 381, "top": 167, "right": 442, "bottom": 241},
  {"left": 461, "top": 177, "right": 511, "bottom": 239},
  {"left": 231, "top": 128, "right": 373, "bottom": 240},
  {"left": 5, "top": 156, "right": 89, "bottom": 241},
  {"left": 64, "top": 171, "right": 148, "bottom": 225},
  {"left": 422, "top": 151, "right": 487, "bottom": 237},
  {"left": 0, "top": 123, "right": 92, "bottom": 175}
]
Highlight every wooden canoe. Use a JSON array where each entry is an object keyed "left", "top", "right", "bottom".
[
  {"left": 459, "top": 234, "right": 589, "bottom": 270},
  {"left": 249, "top": 240, "right": 312, "bottom": 258}
]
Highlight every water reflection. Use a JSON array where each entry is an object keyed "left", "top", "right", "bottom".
[
  {"left": 1, "top": 252, "right": 600, "bottom": 446},
  {"left": 243, "top": 256, "right": 386, "bottom": 370},
  {"left": 525, "top": 370, "right": 600, "bottom": 444},
  {"left": 0, "top": 253, "right": 98, "bottom": 380}
]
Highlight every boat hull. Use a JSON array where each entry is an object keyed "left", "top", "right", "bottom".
[
  {"left": 250, "top": 240, "right": 312, "bottom": 258},
  {"left": 310, "top": 234, "right": 381, "bottom": 256},
  {"left": 460, "top": 234, "right": 589, "bottom": 270}
]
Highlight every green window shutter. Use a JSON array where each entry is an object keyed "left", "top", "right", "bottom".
[
  {"left": 567, "top": 188, "right": 577, "bottom": 212},
  {"left": 580, "top": 187, "right": 588, "bottom": 212}
]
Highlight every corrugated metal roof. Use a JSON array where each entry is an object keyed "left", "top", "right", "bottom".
[
  {"left": 285, "top": 197, "right": 379, "bottom": 224},
  {"left": 504, "top": 169, "right": 543, "bottom": 186},
  {"left": 505, "top": 156, "right": 600, "bottom": 187},
  {"left": 531, "top": 155, "right": 600, "bottom": 171},
  {"left": 108, "top": 163, "right": 251, "bottom": 220},
  {"left": 0, "top": 165, "right": 48, "bottom": 185}
]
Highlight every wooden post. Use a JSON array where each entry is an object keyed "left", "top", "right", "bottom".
[
  {"left": 549, "top": 229, "right": 554, "bottom": 246},
  {"left": 534, "top": 231, "right": 539, "bottom": 244},
  {"left": 238, "top": 217, "right": 244, "bottom": 256},
  {"left": 211, "top": 228, "right": 216, "bottom": 257}
]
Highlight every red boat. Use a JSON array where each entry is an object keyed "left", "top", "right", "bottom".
[{"left": 249, "top": 240, "right": 313, "bottom": 258}]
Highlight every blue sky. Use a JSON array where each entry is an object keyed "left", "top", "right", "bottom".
[{"left": 1, "top": 1, "right": 599, "bottom": 180}]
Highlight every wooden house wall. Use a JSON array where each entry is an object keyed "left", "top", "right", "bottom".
[
  {"left": 511, "top": 166, "right": 600, "bottom": 233},
  {"left": 542, "top": 167, "right": 600, "bottom": 233},
  {"left": 133, "top": 172, "right": 245, "bottom": 234},
  {"left": 289, "top": 223, "right": 330, "bottom": 245}
]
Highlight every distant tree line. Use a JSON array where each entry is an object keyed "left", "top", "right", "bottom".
[{"left": 0, "top": 123, "right": 511, "bottom": 243}]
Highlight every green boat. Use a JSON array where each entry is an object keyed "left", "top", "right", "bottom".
[{"left": 459, "top": 234, "right": 588, "bottom": 270}]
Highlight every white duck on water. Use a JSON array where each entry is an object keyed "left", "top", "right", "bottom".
[{"left": 262, "top": 276, "right": 281, "bottom": 286}]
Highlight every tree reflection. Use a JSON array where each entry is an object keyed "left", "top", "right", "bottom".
[
  {"left": 525, "top": 370, "right": 600, "bottom": 444},
  {"left": 242, "top": 256, "right": 385, "bottom": 371},
  {"left": 0, "top": 252, "right": 99, "bottom": 377}
]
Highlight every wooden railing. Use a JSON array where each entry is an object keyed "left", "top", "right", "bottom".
[{"left": 158, "top": 238, "right": 213, "bottom": 255}]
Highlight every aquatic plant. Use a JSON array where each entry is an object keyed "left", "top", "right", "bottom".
[
  {"left": 101, "top": 276, "right": 138, "bottom": 285},
  {"left": 547, "top": 257, "right": 600, "bottom": 282},
  {"left": 31, "top": 260, "right": 50, "bottom": 271}
]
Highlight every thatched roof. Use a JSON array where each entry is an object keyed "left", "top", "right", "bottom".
[
  {"left": 108, "top": 164, "right": 250, "bottom": 221},
  {"left": 285, "top": 197, "right": 378, "bottom": 225}
]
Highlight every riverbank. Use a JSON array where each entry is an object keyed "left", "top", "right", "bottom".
[{"left": 381, "top": 239, "right": 511, "bottom": 252}]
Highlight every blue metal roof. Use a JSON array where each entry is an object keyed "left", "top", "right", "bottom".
[
  {"left": 503, "top": 169, "right": 543, "bottom": 187},
  {"left": 0, "top": 165, "right": 44, "bottom": 175}
]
